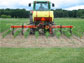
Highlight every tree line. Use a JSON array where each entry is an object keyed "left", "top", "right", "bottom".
[
  {"left": 0, "top": 8, "right": 84, "bottom": 18},
  {"left": 54, "top": 9, "right": 84, "bottom": 18},
  {"left": 0, "top": 9, "right": 30, "bottom": 18}
]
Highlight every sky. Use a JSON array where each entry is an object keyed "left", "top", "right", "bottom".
[{"left": 0, "top": 0, "right": 84, "bottom": 10}]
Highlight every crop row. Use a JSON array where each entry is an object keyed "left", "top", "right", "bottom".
[{"left": 2, "top": 29, "right": 72, "bottom": 38}]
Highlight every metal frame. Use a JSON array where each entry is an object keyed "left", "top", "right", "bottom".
[
  {"left": 11, "top": 25, "right": 73, "bottom": 28},
  {"left": 11, "top": 25, "right": 73, "bottom": 34}
]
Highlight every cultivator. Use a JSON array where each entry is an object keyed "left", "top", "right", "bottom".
[
  {"left": 11, "top": 25, "right": 73, "bottom": 37},
  {"left": 10, "top": 1, "right": 73, "bottom": 38}
]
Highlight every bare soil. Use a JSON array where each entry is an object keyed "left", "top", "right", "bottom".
[{"left": 0, "top": 33, "right": 84, "bottom": 48}]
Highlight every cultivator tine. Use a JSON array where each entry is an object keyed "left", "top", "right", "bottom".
[
  {"left": 21, "top": 24, "right": 24, "bottom": 35},
  {"left": 12, "top": 27, "right": 14, "bottom": 35},
  {"left": 70, "top": 28, "right": 72, "bottom": 34},
  {"left": 60, "top": 25, "right": 62, "bottom": 34}
]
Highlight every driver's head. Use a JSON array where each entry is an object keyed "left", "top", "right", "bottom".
[{"left": 40, "top": 3, "right": 42, "bottom": 7}]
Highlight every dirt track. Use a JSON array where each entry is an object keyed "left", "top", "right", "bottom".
[{"left": 0, "top": 33, "right": 84, "bottom": 48}]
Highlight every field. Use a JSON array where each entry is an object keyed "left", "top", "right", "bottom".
[
  {"left": 0, "top": 18, "right": 84, "bottom": 47},
  {"left": 0, "top": 48, "right": 84, "bottom": 63},
  {"left": 0, "top": 18, "right": 84, "bottom": 37},
  {"left": 0, "top": 18, "right": 84, "bottom": 63}
]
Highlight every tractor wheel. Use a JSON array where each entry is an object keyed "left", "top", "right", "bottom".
[
  {"left": 30, "top": 15, "right": 33, "bottom": 24},
  {"left": 30, "top": 28, "right": 35, "bottom": 34}
]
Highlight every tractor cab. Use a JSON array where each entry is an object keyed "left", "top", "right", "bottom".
[
  {"left": 34, "top": 1, "right": 49, "bottom": 11},
  {"left": 29, "top": 1, "right": 55, "bottom": 25},
  {"left": 29, "top": 1, "right": 55, "bottom": 11}
]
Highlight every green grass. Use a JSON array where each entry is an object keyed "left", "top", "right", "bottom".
[
  {"left": 0, "top": 48, "right": 84, "bottom": 63},
  {"left": 0, "top": 18, "right": 84, "bottom": 63},
  {"left": 0, "top": 18, "right": 28, "bottom": 32}
]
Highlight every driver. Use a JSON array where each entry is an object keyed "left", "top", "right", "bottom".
[{"left": 39, "top": 4, "right": 45, "bottom": 10}]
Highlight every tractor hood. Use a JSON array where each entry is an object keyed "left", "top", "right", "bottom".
[{"left": 33, "top": 11, "right": 54, "bottom": 21}]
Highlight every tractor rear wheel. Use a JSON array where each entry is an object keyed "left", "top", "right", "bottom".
[
  {"left": 30, "top": 15, "right": 33, "bottom": 24},
  {"left": 30, "top": 28, "right": 35, "bottom": 34}
]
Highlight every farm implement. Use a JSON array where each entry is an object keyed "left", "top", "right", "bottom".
[
  {"left": 11, "top": 25, "right": 73, "bottom": 37},
  {"left": 5, "top": 1, "right": 73, "bottom": 38}
]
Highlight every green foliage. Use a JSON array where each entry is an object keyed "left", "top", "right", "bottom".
[
  {"left": 45, "top": 32, "right": 50, "bottom": 38},
  {"left": 73, "top": 30, "right": 83, "bottom": 38},
  {"left": 62, "top": 28, "right": 71, "bottom": 38},
  {"left": 56, "top": 31, "right": 61, "bottom": 38},
  {"left": 0, "top": 9, "right": 30, "bottom": 18},
  {"left": 2, "top": 30, "right": 11, "bottom": 38},
  {"left": 63, "top": 31, "right": 72, "bottom": 38},
  {"left": 14, "top": 30, "right": 21, "bottom": 38},
  {"left": 24, "top": 29, "right": 30, "bottom": 38},
  {"left": 54, "top": 9, "right": 84, "bottom": 18},
  {"left": 35, "top": 31, "right": 39, "bottom": 38},
  {"left": 0, "top": 15, "right": 11, "bottom": 18}
]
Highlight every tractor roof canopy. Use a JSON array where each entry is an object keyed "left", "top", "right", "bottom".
[{"left": 33, "top": 1, "right": 51, "bottom": 11}]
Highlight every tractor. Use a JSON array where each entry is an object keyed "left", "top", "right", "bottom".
[{"left": 11, "top": 1, "right": 73, "bottom": 37}]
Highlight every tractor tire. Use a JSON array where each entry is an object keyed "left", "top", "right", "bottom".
[
  {"left": 30, "top": 15, "right": 33, "bottom": 24},
  {"left": 30, "top": 28, "right": 35, "bottom": 34}
]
